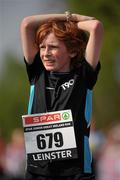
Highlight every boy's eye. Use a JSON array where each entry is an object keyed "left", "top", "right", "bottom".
[
  {"left": 39, "top": 45, "right": 45, "bottom": 49},
  {"left": 50, "top": 45, "right": 59, "bottom": 49},
  {"left": 39, "top": 45, "right": 59, "bottom": 50}
]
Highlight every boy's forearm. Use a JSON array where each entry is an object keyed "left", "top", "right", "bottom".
[
  {"left": 21, "top": 13, "right": 95, "bottom": 30},
  {"left": 72, "top": 13, "right": 95, "bottom": 22},
  {"left": 21, "top": 14, "right": 67, "bottom": 29}
]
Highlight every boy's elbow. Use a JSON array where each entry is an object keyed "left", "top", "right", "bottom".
[
  {"left": 20, "top": 16, "right": 33, "bottom": 30},
  {"left": 92, "top": 20, "right": 104, "bottom": 35}
]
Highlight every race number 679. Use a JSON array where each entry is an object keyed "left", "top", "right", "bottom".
[{"left": 36, "top": 132, "right": 64, "bottom": 150}]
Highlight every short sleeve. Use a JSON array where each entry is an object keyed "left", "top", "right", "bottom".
[
  {"left": 80, "top": 59, "right": 101, "bottom": 89},
  {"left": 24, "top": 52, "right": 44, "bottom": 84}
]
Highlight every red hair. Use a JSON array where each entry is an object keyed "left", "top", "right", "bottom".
[{"left": 36, "top": 20, "right": 88, "bottom": 69}]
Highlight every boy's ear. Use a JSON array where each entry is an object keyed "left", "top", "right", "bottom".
[{"left": 69, "top": 52, "right": 77, "bottom": 58}]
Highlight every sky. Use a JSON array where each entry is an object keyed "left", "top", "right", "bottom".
[{"left": 0, "top": 0, "right": 67, "bottom": 71}]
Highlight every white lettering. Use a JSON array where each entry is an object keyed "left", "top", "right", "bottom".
[
  {"left": 33, "top": 117, "right": 40, "bottom": 123},
  {"left": 32, "top": 150, "right": 72, "bottom": 161},
  {"left": 33, "top": 154, "right": 42, "bottom": 161},
  {"left": 51, "top": 152, "right": 56, "bottom": 159},
  {"left": 47, "top": 116, "right": 54, "bottom": 121},
  {"left": 55, "top": 151, "right": 61, "bottom": 159},
  {"left": 61, "top": 150, "right": 66, "bottom": 158},
  {"left": 44, "top": 153, "right": 51, "bottom": 160},
  {"left": 61, "top": 79, "right": 74, "bottom": 90},
  {"left": 66, "top": 150, "right": 72, "bottom": 157},
  {"left": 32, "top": 114, "right": 61, "bottom": 123}
]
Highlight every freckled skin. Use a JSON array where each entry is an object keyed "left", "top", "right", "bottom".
[{"left": 40, "top": 32, "right": 71, "bottom": 72}]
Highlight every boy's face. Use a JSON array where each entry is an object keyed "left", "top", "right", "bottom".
[{"left": 39, "top": 32, "right": 72, "bottom": 72}]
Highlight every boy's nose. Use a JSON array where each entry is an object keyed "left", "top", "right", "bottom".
[{"left": 44, "top": 47, "right": 51, "bottom": 56}]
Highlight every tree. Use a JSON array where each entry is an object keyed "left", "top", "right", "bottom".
[
  {"left": 0, "top": 53, "right": 29, "bottom": 140},
  {"left": 69, "top": 0, "right": 120, "bottom": 129}
]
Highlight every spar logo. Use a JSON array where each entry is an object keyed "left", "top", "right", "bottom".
[
  {"left": 24, "top": 113, "right": 61, "bottom": 125},
  {"left": 23, "top": 111, "right": 71, "bottom": 125},
  {"left": 62, "top": 112, "right": 70, "bottom": 120}
]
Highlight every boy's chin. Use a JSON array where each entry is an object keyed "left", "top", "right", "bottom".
[{"left": 45, "top": 67, "right": 56, "bottom": 72}]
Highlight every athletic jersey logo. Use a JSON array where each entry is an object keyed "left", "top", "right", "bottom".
[{"left": 61, "top": 79, "right": 74, "bottom": 90}]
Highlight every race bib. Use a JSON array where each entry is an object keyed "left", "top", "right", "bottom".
[{"left": 22, "top": 110, "right": 78, "bottom": 162}]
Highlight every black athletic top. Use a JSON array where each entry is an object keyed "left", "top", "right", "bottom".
[{"left": 24, "top": 52, "right": 100, "bottom": 176}]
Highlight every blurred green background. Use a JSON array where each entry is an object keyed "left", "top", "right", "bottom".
[
  {"left": 0, "top": 0, "right": 120, "bottom": 140},
  {"left": 68, "top": 0, "right": 120, "bottom": 130}
]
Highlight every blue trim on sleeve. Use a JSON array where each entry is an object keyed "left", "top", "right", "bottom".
[
  {"left": 85, "top": 89, "right": 93, "bottom": 128},
  {"left": 28, "top": 85, "right": 35, "bottom": 114},
  {"left": 84, "top": 136, "right": 92, "bottom": 173}
]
